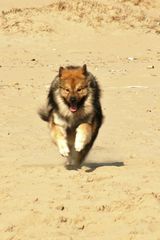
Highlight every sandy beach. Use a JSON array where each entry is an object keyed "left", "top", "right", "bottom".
[{"left": 0, "top": 0, "right": 160, "bottom": 239}]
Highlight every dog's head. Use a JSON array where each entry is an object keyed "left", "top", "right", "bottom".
[{"left": 59, "top": 64, "right": 89, "bottom": 113}]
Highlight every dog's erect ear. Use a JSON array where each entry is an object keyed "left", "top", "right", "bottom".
[
  {"left": 82, "top": 64, "right": 88, "bottom": 76},
  {"left": 59, "top": 66, "right": 64, "bottom": 77}
]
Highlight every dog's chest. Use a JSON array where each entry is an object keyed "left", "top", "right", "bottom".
[
  {"left": 53, "top": 113, "right": 68, "bottom": 128},
  {"left": 53, "top": 112, "right": 87, "bottom": 129}
]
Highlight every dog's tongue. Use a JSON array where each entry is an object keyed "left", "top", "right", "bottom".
[{"left": 70, "top": 106, "right": 77, "bottom": 113}]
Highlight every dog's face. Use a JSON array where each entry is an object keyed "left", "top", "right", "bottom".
[{"left": 59, "top": 65, "right": 89, "bottom": 113}]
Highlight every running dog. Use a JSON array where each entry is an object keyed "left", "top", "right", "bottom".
[{"left": 39, "top": 64, "right": 103, "bottom": 168}]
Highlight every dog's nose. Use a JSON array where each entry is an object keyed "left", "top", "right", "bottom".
[{"left": 70, "top": 96, "right": 77, "bottom": 103}]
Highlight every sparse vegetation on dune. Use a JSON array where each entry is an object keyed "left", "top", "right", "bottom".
[{"left": 0, "top": 0, "right": 160, "bottom": 34}]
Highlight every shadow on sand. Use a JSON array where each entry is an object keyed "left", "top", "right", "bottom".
[
  {"left": 23, "top": 161, "right": 124, "bottom": 172},
  {"left": 83, "top": 161, "right": 124, "bottom": 172}
]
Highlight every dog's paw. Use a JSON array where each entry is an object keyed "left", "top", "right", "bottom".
[
  {"left": 75, "top": 140, "right": 85, "bottom": 152},
  {"left": 75, "top": 134, "right": 86, "bottom": 152},
  {"left": 58, "top": 141, "right": 70, "bottom": 157},
  {"left": 75, "top": 124, "right": 92, "bottom": 152},
  {"left": 64, "top": 160, "right": 78, "bottom": 170}
]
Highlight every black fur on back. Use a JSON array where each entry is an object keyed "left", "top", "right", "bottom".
[{"left": 88, "top": 74, "right": 103, "bottom": 127}]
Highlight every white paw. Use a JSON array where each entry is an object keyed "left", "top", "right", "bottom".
[
  {"left": 58, "top": 141, "right": 70, "bottom": 157},
  {"left": 75, "top": 134, "right": 86, "bottom": 152}
]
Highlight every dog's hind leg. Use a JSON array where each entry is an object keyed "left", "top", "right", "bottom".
[
  {"left": 64, "top": 129, "right": 78, "bottom": 169},
  {"left": 73, "top": 121, "right": 101, "bottom": 166},
  {"left": 65, "top": 126, "right": 91, "bottom": 169}
]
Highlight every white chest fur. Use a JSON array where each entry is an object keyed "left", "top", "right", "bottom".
[{"left": 53, "top": 113, "right": 68, "bottom": 128}]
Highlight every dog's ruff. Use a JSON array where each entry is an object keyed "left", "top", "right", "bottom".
[{"left": 38, "top": 64, "right": 103, "bottom": 168}]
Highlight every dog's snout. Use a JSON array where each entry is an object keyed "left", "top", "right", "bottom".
[{"left": 70, "top": 96, "right": 77, "bottom": 103}]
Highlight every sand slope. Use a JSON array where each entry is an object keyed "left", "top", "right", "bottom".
[{"left": 0, "top": 1, "right": 160, "bottom": 239}]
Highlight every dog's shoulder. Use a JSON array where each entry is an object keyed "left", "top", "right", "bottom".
[{"left": 53, "top": 112, "right": 68, "bottom": 128}]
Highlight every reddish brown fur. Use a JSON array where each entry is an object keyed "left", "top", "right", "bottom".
[
  {"left": 50, "top": 122, "right": 66, "bottom": 143},
  {"left": 60, "top": 67, "right": 88, "bottom": 103},
  {"left": 61, "top": 67, "right": 85, "bottom": 80}
]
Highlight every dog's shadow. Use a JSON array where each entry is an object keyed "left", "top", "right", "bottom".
[{"left": 83, "top": 161, "right": 124, "bottom": 172}]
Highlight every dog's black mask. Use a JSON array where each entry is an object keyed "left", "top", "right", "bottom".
[{"left": 63, "top": 96, "right": 87, "bottom": 113}]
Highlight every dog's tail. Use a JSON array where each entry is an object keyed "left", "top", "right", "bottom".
[{"left": 38, "top": 106, "right": 52, "bottom": 122}]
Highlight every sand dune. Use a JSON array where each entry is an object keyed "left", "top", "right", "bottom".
[{"left": 1, "top": 0, "right": 160, "bottom": 33}]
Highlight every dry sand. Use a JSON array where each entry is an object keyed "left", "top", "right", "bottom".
[{"left": 0, "top": 0, "right": 160, "bottom": 239}]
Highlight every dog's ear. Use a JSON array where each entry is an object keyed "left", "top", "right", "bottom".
[
  {"left": 59, "top": 66, "right": 64, "bottom": 77},
  {"left": 82, "top": 64, "right": 88, "bottom": 76}
]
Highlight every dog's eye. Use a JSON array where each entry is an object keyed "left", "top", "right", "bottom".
[
  {"left": 65, "top": 88, "right": 70, "bottom": 93},
  {"left": 77, "top": 88, "right": 82, "bottom": 92}
]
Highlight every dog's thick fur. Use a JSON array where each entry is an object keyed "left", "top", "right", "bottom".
[{"left": 39, "top": 64, "right": 103, "bottom": 168}]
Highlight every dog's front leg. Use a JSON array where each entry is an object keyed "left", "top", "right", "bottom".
[
  {"left": 50, "top": 123, "right": 69, "bottom": 157},
  {"left": 75, "top": 123, "right": 92, "bottom": 152}
]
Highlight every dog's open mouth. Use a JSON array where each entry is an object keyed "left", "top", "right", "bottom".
[{"left": 69, "top": 104, "right": 78, "bottom": 113}]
